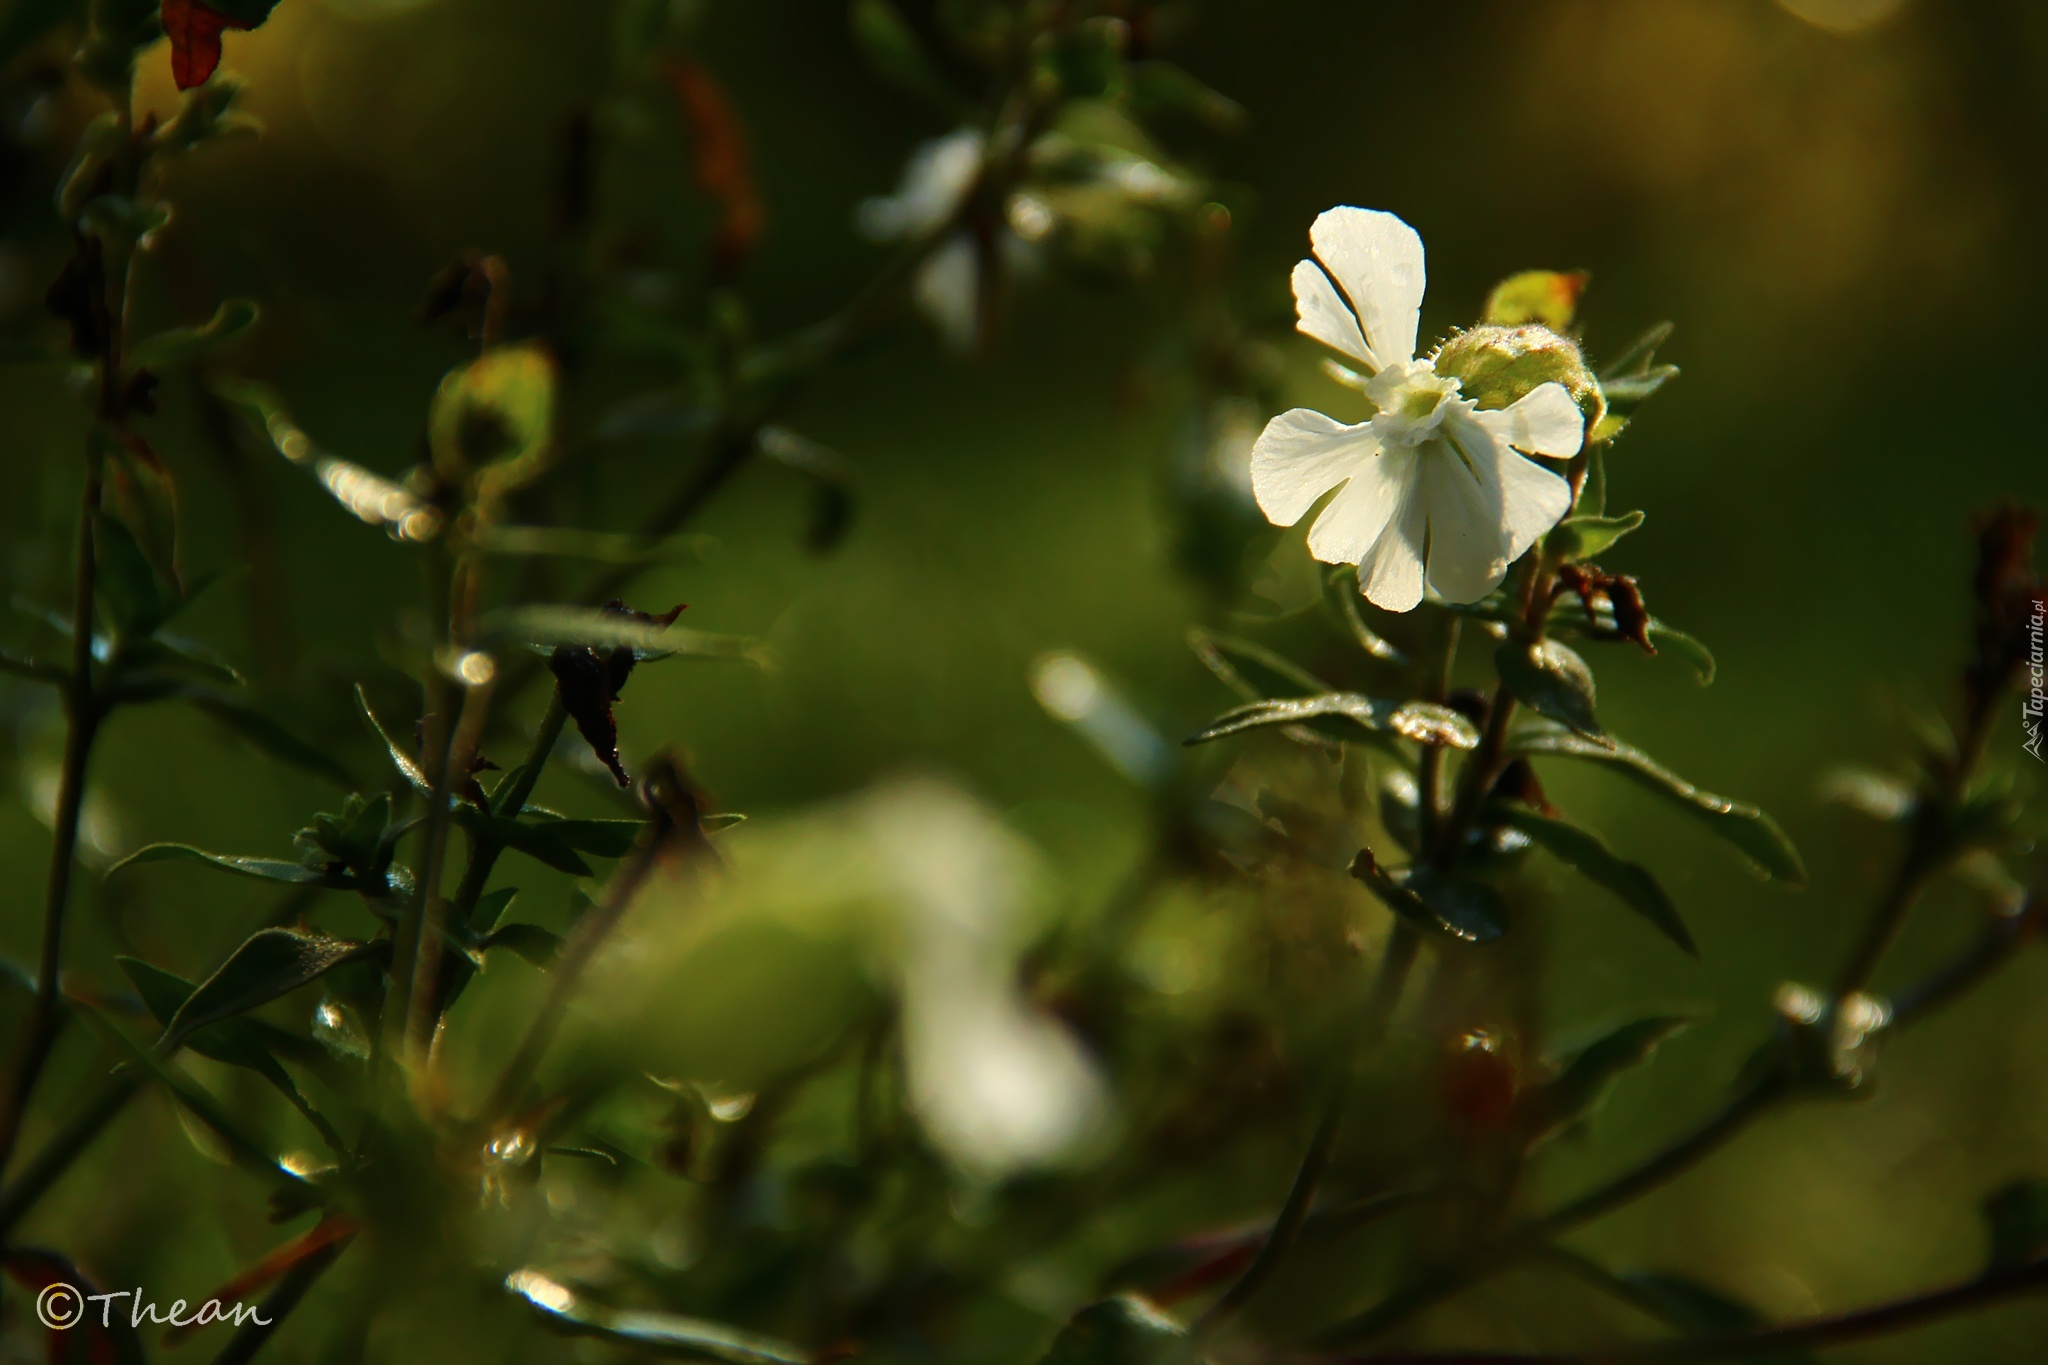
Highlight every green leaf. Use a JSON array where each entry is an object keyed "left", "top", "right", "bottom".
[
  {"left": 478, "top": 923, "right": 561, "bottom": 969},
  {"left": 159, "top": 929, "right": 384, "bottom": 1053},
  {"left": 1482, "top": 269, "right": 1588, "bottom": 331},
  {"left": 429, "top": 342, "right": 555, "bottom": 487},
  {"left": 120, "top": 957, "right": 285, "bottom": 1076},
  {"left": 1551, "top": 612, "right": 1717, "bottom": 686},
  {"left": 1187, "top": 628, "right": 1329, "bottom": 701},
  {"left": 1550, "top": 510, "right": 1644, "bottom": 562},
  {"left": 1350, "top": 851, "right": 1506, "bottom": 944},
  {"left": 1601, "top": 321, "right": 1675, "bottom": 381},
  {"left": 1036, "top": 1295, "right": 1194, "bottom": 1365},
  {"left": 357, "top": 685, "right": 430, "bottom": 791},
  {"left": 454, "top": 808, "right": 592, "bottom": 877},
  {"left": 108, "top": 842, "right": 354, "bottom": 889},
  {"left": 1322, "top": 566, "right": 1408, "bottom": 663},
  {"left": 72, "top": 1001, "right": 316, "bottom": 1194},
  {"left": 470, "top": 886, "right": 519, "bottom": 933},
  {"left": 127, "top": 298, "right": 259, "bottom": 370},
  {"left": 1496, "top": 638, "right": 1604, "bottom": 740},
  {"left": 507, "top": 1268, "right": 811, "bottom": 1364},
  {"left": 850, "top": 0, "right": 964, "bottom": 118},
  {"left": 174, "top": 686, "right": 358, "bottom": 786},
  {"left": 1511, "top": 720, "right": 1805, "bottom": 884},
  {"left": 481, "top": 605, "right": 763, "bottom": 665},
  {"left": 1527, "top": 1016, "right": 1690, "bottom": 1145},
  {"left": 1493, "top": 805, "right": 1695, "bottom": 955},
  {"left": 1613, "top": 1273, "right": 1817, "bottom": 1365},
  {"left": 523, "top": 815, "right": 643, "bottom": 858},
  {"left": 1601, "top": 364, "right": 1680, "bottom": 408},
  {"left": 1127, "top": 61, "right": 1245, "bottom": 133},
  {"left": 1184, "top": 693, "right": 1479, "bottom": 750},
  {"left": 1984, "top": 1180, "right": 2048, "bottom": 1270},
  {"left": 95, "top": 512, "right": 171, "bottom": 641}
]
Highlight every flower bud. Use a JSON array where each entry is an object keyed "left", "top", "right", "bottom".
[{"left": 1431, "top": 323, "right": 1605, "bottom": 431}]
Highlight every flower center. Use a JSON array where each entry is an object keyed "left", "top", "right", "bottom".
[{"left": 1365, "top": 361, "right": 1462, "bottom": 449}]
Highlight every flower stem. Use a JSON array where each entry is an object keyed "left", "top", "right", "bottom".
[
  {"left": 1197, "top": 921, "right": 1422, "bottom": 1337},
  {"left": 0, "top": 447, "right": 106, "bottom": 1181}
]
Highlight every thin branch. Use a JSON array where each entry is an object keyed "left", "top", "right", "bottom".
[
  {"left": 0, "top": 1074, "right": 139, "bottom": 1239},
  {"left": 209, "top": 1233, "right": 352, "bottom": 1365},
  {"left": 0, "top": 448, "right": 105, "bottom": 1180},
  {"left": 1198, "top": 923, "right": 1422, "bottom": 1336}
]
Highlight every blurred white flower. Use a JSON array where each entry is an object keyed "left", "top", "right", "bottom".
[
  {"left": 1251, "top": 207, "right": 1583, "bottom": 612},
  {"left": 863, "top": 780, "right": 1107, "bottom": 1180}
]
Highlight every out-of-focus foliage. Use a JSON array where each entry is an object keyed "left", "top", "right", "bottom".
[{"left": 0, "top": 1, "right": 2042, "bottom": 1363}]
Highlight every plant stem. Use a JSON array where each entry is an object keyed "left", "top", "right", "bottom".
[
  {"left": 0, "top": 450, "right": 106, "bottom": 1181},
  {"left": 1337, "top": 1252, "right": 2048, "bottom": 1363},
  {"left": 210, "top": 1234, "right": 352, "bottom": 1365},
  {"left": 448, "top": 693, "right": 570, "bottom": 931},
  {"left": 479, "top": 766, "right": 691, "bottom": 1125},
  {"left": 1416, "top": 619, "right": 1461, "bottom": 853},
  {"left": 0, "top": 1073, "right": 138, "bottom": 1239},
  {"left": 1198, "top": 922, "right": 1422, "bottom": 1336}
]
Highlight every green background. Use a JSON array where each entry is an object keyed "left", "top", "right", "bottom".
[{"left": 0, "top": 0, "right": 2044, "bottom": 1359}]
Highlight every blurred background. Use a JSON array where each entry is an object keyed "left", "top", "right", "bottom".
[{"left": 0, "top": 0, "right": 2044, "bottom": 1359}]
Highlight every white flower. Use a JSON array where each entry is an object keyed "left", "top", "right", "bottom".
[
  {"left": 1251, "top": 207, "right": 1585, "bottom": 612},
  {"left": 862, "top": 780, "right": 1108, "bottom": 1181}
]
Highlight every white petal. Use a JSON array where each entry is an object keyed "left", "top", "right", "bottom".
[
  {"left": 1474, "top": 381, "right": 1585, "bottom": 458},
  {"left": 1421, "top": 415, "right": 1572, "bottom": 603},
  {"left": 1248, "top": 408, "right": 1377, "bottom": 527},
  {"left": 1306, "top": 444, "right": 1412, "bottom": 566},
  {"left": 914, "top": 234, "right": 980, "bottom": 351},
  {"left": 1309, "top": 207, "right": 1425, "bottom": 371},
  {"left": 1291, "top": 259, "right": 1372, "bottom": 367},
  {"left": 1357, "top": 476, "right": 1428, "bottom": 612}
]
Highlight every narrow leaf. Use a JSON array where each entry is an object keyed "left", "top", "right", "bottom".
[
  {"left": 160, "top": 929, "right": 383, "bottom": 1052},
  {"left": 1614, "top": 1273, "right": 1817, "bottom": 1365},
  {"left": 1497, "top": 638, "right": 1604, "bottom": 740},
  {"left": 1493, "top": 805, "right": 1695, "bottom": 955},
  {"left": 1550, "top": 510, "right": 1645, "bottom": 562},
  {"left": 523, "top": 815, "right": 644, "bottom": 858},
  {"left": 1350, "top": 850, "right": 1506, "bottom": 944},
  {"left": 1527, "top": 1016, "right": 1690, "bottom": 1145},
  {"left": 508, "top": 1268, "right": 810, "bottom": 1364},
  {"left": 478, "top": 923, "right": 562, "bottom": 969},
  {"left": 109, "top": 842, "right": 352, "bottom": 888},
  {"left": 1187, "top": 628, "right": 1328, "bottom": 701},
  {"left": 177, "top": 686, "right": 358, "bottom": 786},
  {"left": 1185, "top": 693, "right": 1478, "bottom": 750},
  {"left": 357, "top": 685, "right": 429, "bottom": 790},
  {"left": 454, "top": 808, "right": 593, "bottom": 876},
  {"left": 128, "top": 297, "right": 259, "bottom": 369},
  {"left": 1511, "top": 720, "right": 1806, "bottom": 884}
]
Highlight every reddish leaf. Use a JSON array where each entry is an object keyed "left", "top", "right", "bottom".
[{"left": 164, "top": 0, "right": 253, "bottom": 91}]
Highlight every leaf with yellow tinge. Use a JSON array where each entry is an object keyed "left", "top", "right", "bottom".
[
  {"left": 429, "top": 343, "right": 556, "bottom": 495},
  {"left": 1483, "top": 269, "right": 1590, "bottom": 331}
]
